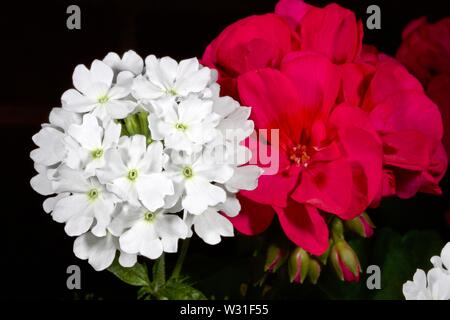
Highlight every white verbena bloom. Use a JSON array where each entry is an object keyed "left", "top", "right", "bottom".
[
  {"left": 132, "top": 55, "right": 211, "bottom": 101},
  {"left": 110, "top": 205, "right": 188, "bottom": 259},
  {"left": 103, "top": 50, "right": 144, "bottom": 76},
  {"left": 164, "top": 151, "right": 233, "bottom": 215},
  {"left": 51, "top": 166, "right": 119, "bottom": 237},
  {"left": 403, "top": 268, "right": 450, "bottom": 300},
  {"left": 431, "top": 242, "right": 450, "bottom": 274},
  {"left": 74, "top": 231, "right": 137, "bottom": 271},
  {"left": 66, "top": 114, "right": 121, "bottom": 174},
  {"left": 61, "top": 60, "right": 136, "bottom": 121},
  {"left": 30, "top": 51, "right": 261, "bottom": 271},
  {"left": 403, "top": 242, "right": 450, "bottom": 300},
  {"left": 97, "top": 136, "right": 174, "bottom": 211},
  {"left": 149, "top": 96, "right": 220, "bottom": 153}
]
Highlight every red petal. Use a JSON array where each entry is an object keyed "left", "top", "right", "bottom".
[
  {"left": 292, "top": 157, "right": 353, "bottom": 216},
  {"left": 229, "top": 195, "right": 275, "bottom": 235},
  {"left": 281, "top": 52, "right": 341, "bottom": 122},
  {"left": 299, "top": 3, "right": 363, "bottom": 64},
  {"left": 275, "top": 201, "right": 329, "bottom": 256},
  {"left": 237, "top": 68, "right": 305, "bottom": 145}
]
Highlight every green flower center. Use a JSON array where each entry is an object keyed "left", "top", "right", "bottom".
[
  {"left": 144, "top": 211, "right": 156, "bottom": 222},
  {"left": 127, "top": 169, "right": 139, "bottom": 181},
  {"left": 166, "top": 88, "right": 177, "bottom": 96},
  {"left": 98, "top": 95, "right": 109, "bottom": 104},
  {"left": 182, "top": 166, "right": 194, "bottom": 179},
  {"left": 91, "top": 148, "right": 104, "bottom": 159},
  {"left": 87, "top": 188, "right": 99, "bottom": 201},
  {"left": 175, "top": 123, "right": 188, "bottom": 131}
]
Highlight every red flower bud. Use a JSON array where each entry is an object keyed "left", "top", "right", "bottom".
[
  {"left": 330, "top": 240, "right": 361, "bottom": 282},
  {"left": 288, "top": 247, "right": 310, "bottom": 284},
  {"left": 264, "top": 244, "right": 288, "bottom": 273},
  {"left": 344, "top": 212, "right": 375, "bottom": 238},
  {"left": 308, "top": 258, "right": 321, "bottom": 285}
]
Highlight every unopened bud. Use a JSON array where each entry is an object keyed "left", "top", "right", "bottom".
[
  {"left": 344, "top": 212, "right": 375, "bottom": 238},
  {"left": 264, "top": 244, "right": 287, "bottom": 273},
  {"left": 288, "top": 247, "right": 310, "bottom": 284},
  {"left": 331, "top": 218, "right": 345, "bottom": 242},
  {"left": 308, "top": 258, "right": 321, "bottom": 285},
  {"left": 330, "top": 240, "right": 361, "bottom": 282}
]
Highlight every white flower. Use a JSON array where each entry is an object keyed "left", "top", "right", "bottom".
[
  {"left": 403, "top": 242, "right": 450, "bottom": 300},
  {"left": 132, "top": 56, "right": 211, "bottom": 101},
  {"left": 30, "top": 53, "right": 262, "bottom": 271},
  {"left": 66, "top": 114, "right": 121, "bottom": 174},
  {"left": 164, "top": 151, "right": 233, "bottom": 215},
  {"left": 184, "top": 207, "right": 234, "bottom": 246},
  {"left": 103, "top": 50, "right": 144, "bottom": 75},
  {"left": 51, "top": 166, "right": 119, "bottom": 237},
  {"left": 109, "top": 205, "right": 188, "bottom": 259},
  {"left": 97, "top": 136, "right": 174, "bottom": 211},
  {"left": 48, "top": 107, "right": 82, "bottom": 132},
  {"left": 74, "top": 231, "right": 137, "bottom": 271},
  {"left": 403, "top": 268, "right": 450, "bottom": 300},
  {"left": 30, "top": 126, "right": 67, "bottom": 166},
  {"left": 30, "top": 163, "right": 56, "bottom": 196},
  {"left": 149, "top": 96, "right": 220, "bottom": 153},
  {"left": 61, "top": 60, "right": 136, "bottom": 121},
  {"left": 431, "top": 242, "right": 450, "bottom": 274}
]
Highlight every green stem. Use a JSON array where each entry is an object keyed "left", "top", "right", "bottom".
[
  {"left": 171, "top": 238, "right": 191, "bottom": 279},
  {"left": 154, "top": 253, "right": 166, "bottom": 289}
]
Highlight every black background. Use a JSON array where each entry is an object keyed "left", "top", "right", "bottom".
[{"left": 0, "top": 0, "right": 448, "bottom": 300}]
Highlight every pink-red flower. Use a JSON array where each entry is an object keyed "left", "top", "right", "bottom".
[
  {"left": 276, "top": 0, "right": 363, "bottom": 64},
  {"left": 342, "top": 47, "right": 447, "bottom": 200},
  {"left": 229, "top": 52, "right": 382, "bottom": 255},
  {"left": 202, "top": 0, "right": 447, "bottom": 257},
  {"left": 202, "top": 13, "right": 299, "bottom": 98},
  {"left": 396, "top": 17, "right": 450, "bottom": 159}
]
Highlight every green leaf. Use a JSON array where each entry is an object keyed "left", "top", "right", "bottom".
[
  {"left": 107, "top": 258, "right": 150, "bottom": 287},
  {"left": 157, "top": 279, "right": 207, "bottom": 300}
]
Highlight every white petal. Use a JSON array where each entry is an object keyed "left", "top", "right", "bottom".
[
  {"left": 30, "top": 127, "right": 66, "bottom": 166},
  {"left": 30, "top": 172, "right": 54, "bottom": 196},
  {"left": 68, "top": 114, "right": 102, "bottom": 150},
  {"left": 119, "top": 251, "right": 137, "bottom": 267},
  {"left": 104, "top": 100, "right": 136, "bottom": 119},
  {"left": 175, "top": 62, "right": 211, "bottom": 95},
  {"left": 225, "top": 165, "right": 263, "bottom": 192},
  {"left": 156, "top": 214, "right": 188, "bottom": 239},
  {"left": 72, "top": 64, "right": 93, "bottom": 94},
  {"left": 74, "top": 233, "right": 116, "bottom": 271},
  {"left": 102, "top": 120, "right": 121, "bottom": 149},
  {"left": 136, "top": 173, "right": 174, "bottom": 211},
  {"left": 90, "top": 60, "right": 113, "bottom": 87},
  {"left": 193, "top": 209, "right": 234, "bottom": 245},
  {"left": 61, "top": 89, "right": 95, "bottom": 113},
  {"left": 96, "top": 149, "right": 128, "bottom": 184},
  {"left": 43, "top": 193, "right": 69, "bottom": 213},
  {"left": 132, "top": 76, "right": 163, "bottom": 100},
  {"left": 441, "top": 242, "right": 450, "bottom": 271},
  {"left": 183, "top": 177, "right": 226, "bottom": 214},
  {"left": 139, "top": 141, "right": 165, "bottom": 173},
  {"left": 119, "top": 221, "right": 152, "bottom": 254},
  {"left": 216, "top": 194, "right": 241, "bottom": 218},
  {"left": 49, "top": 107, "right": 82, "bottom": 131}
]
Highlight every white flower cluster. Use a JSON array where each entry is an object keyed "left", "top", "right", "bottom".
[
  {"left": 403, "top": 242, "right": 450, "bottom": 300},
  {"left": 30, "top": 50, "right": 262, "bottom": 271}
]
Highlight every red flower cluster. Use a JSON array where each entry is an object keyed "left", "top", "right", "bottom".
[
  {"left": 396, "top": 17, "right": 450, "bottom": 158},
  {"left": 202, "top": 0, "right": 447, "bottom": 256}
]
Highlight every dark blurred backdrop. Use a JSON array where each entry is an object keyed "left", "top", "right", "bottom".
[{"left": 0, "top": 0, "right": 448, "bottom": 299}]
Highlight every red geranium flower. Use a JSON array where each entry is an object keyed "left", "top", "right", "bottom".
[{"left": 230, "top": 52, "right": 382, "bottom": 255}]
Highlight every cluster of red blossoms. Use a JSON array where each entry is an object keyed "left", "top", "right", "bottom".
[{"left": 202, "top": 0, "right": 448, "bottom": 277}]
